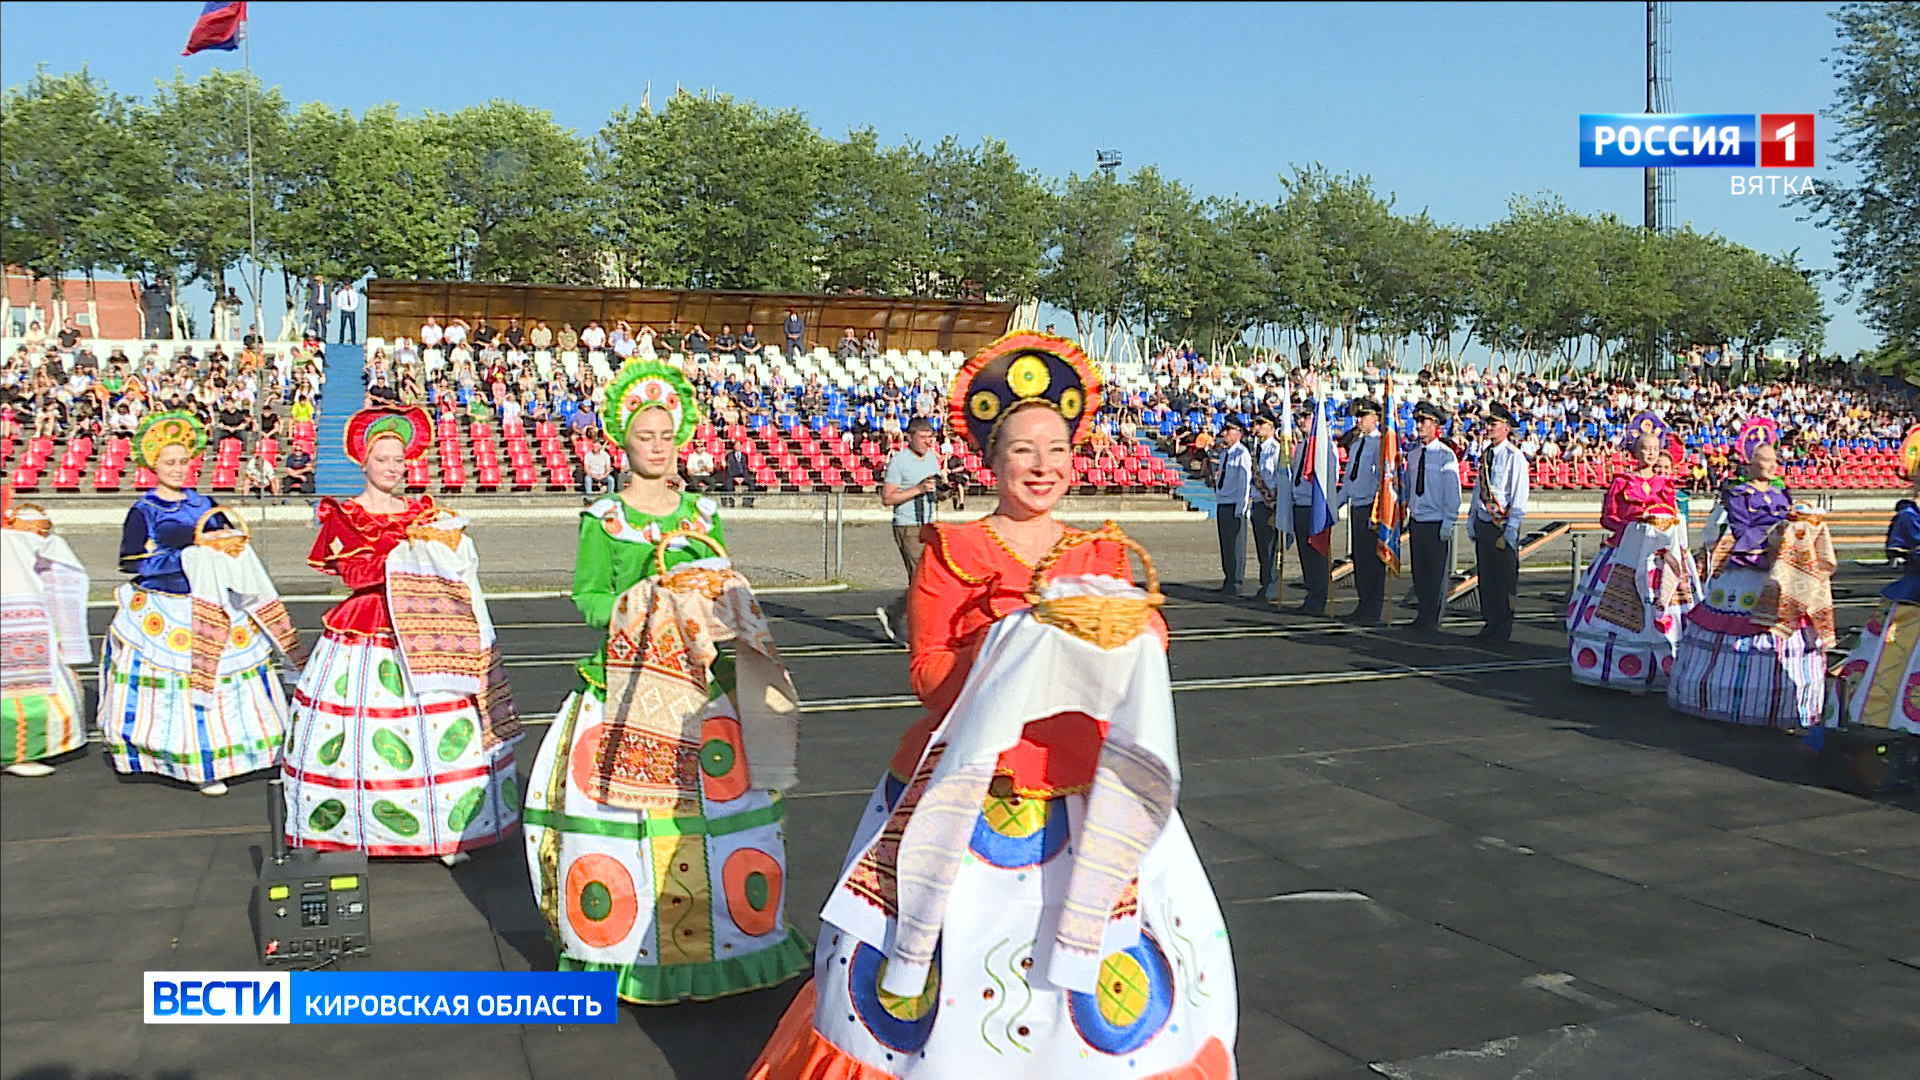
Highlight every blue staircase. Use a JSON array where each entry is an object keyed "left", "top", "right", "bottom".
[
  {"left": 1151, "top": 445, "right": 1219, "bottom": 517},
  {"left": 315, "top": 343, "right": 366, "bottom": 496}
]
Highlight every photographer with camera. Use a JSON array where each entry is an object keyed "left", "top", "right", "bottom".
[{"left": 876, "top": 417, "right": 942, "bottom": 642}]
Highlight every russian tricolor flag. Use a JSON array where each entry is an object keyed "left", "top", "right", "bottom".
[
  {"left": 183, "top": 1, "right": 246, "bottom": 56},
  {"left": 1300, "top": 391, "right": 1338, "bottom": 555}
]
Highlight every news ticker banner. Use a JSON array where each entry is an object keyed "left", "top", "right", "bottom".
[
  {"left": 1579, "top": 113, "right": 1815, "bottom": 168},
  {"left": 144, "top": 971, "right": 618, "bottom": 1024}
]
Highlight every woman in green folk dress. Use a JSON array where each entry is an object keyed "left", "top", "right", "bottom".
[{"left": 522, "top": 361, "right": 809, "bottom": 1004}]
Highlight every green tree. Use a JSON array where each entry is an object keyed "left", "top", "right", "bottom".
[
  {"left": 817, "top": 127, "right": 929, "bottom": 295},
  {"left": 598, "top": 91, "right": 828, "bottom": 291},
  {"left": 434, "top": 100, "right": 599, "bottom": 284},
  {"left": 1798, "top": 1, "right": 1919, "bottom": 373},
  {"left": 917, "top": 136, "right": 1053, "bottom": 301},
  {"left": 139, "top": 68, "right": 288, "bottom": 318},
  {"left": 0, "top": 66, "right": 152, "bottom": 306},
  {"left": 1041, "top": 170, "right": 1138, "bottom": 340}
]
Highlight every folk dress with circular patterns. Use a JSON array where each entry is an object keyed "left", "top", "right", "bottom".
[
  {"left": 101, "top": 490, "right": 288, "bottom": 784},
  {"left": 1567, "top": 473, "right": 1701, "bottom": 692},
  {"left": 1828, "top": 499, "right": 1920, "bottom": 734},
  {"left": 749, "top": 520, "right": 1236, "bottom": 1080},
  {"left": 521, "top": 493, "right": 811, "bottom": 1004},
  {"left": 281, "top": 496, "right": 519, "bottom": 857}
]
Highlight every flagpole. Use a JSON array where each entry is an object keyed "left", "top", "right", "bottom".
[{"left": 243, "top": 10, "right": 261, "bottom": 344}]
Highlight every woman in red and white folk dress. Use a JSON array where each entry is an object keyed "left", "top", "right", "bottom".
[{"left": 280, "top": 406, "right": 520, "bottom": 865}]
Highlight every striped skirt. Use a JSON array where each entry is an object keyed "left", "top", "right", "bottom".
[
  {"left": 100, "top": 585, "right": 289, "bottom": 784},
  {"left": 282, "top": 628, "right": 519, "bottom": 857},
  {"left": 1667, "top": 567, "right": 1826, "bottom": 729},
  {"left": 2, "top": 655, "right": 84, "bottom": 766}
]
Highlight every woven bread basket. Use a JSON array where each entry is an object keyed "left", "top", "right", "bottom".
[
  {"left": 653, "top": 526, "right": 730, "bottom": 599},
  {"left": 3, "top": 501, "right": 52, "bottom": 536},
  {"left": 406, "top": 503, "right": 466, "bottom": 548},
  {"left": 1024, "top": 521, "right": 1164, "bottom": 650},
  {"left": 192, "top": 506, "right": 250, "bottom": 557}
]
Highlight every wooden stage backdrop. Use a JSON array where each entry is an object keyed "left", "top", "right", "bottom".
[{"left": 366, "top": 281, "right": 1017, "bottom": 357}]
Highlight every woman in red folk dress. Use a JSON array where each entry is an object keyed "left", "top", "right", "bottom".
[
  {"left": 752, "top": 332, "right": 1237, "bottom": 1079},
  {"left": 281, "top": 406, "right": 520, "bottom": 866}
]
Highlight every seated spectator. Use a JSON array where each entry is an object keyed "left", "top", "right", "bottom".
[
  {"left": 661, "top": 322, "right": 684, "bottom": 356},
  {"left": 503, "top": 317, "right": 525, "bottom": 351},
  {"left": 863, "top": 330, "right": 881, "bottom": 360},
  {"left": 715, "top": 324, "right": 738, "bottom": 361},
  {"left": 243, "top": 450, "right": 278, "bottom": 497},
  {"left": 579, "top": 320, "right": 606, "bottom": 353},
  {"left": 283, "top": 446, "right": 315, "bottom": 495},
  {"left": 684, "top": 445, "right": 716, "bottom": 491},
  {"left": 685, "top": 324, "right": 712, "bottom": 357},
  {"left": 556, "top": 322, "right": 579, "bottom": 353},
  {"left": 580, "top": 439, "right": 614, "bottom": 495},
  {"left": 836, "top": 328, "right": 861, "bottom": 360},
  {"left": 214, "top": 397, "right": 251, "bottom": 446},
  {"left": 739, "top": 323, "right": 759, "bottom": 358},
  {"left": 636, "top": 324, "right": 657, "bottom": 360},
  {"left": 530, "top": 320, "right": 553, "bottom": 353}
]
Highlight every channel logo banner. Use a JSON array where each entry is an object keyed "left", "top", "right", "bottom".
[
  {"left": 1580, "top": 114, "right": 1756, "bottom": 167},
  {"left": 145, "top": 971, "right": 619, "bottom": 1024}
]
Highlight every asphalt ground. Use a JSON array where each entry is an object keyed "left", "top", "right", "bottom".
[{"left": 3, "top": 568, "right": 1918, "bottom": 1080}]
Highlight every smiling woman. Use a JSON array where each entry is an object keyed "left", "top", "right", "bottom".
[{"left": 751, "top": 332, "right": 1239, "bottom": 1079}]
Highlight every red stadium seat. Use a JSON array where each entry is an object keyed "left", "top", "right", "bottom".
[
  {"left": 92, "top": 464, "right": 123, "bottom": 492},
  {"left": 52, "top": 467, "right": 80, "bottom": 492},
  {"left": 405, "top": 460, "right": 430, "bottom": 491},
  {"left": 134, "top": 466, "right": 157, "bottom": 489},
  {"left": 511, "top": 464, "right": 537, "bottom": 490},
  {"left": 475, "top": 463, "right": 502, "bottom": 491}
]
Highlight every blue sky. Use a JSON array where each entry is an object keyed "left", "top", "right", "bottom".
[{"left": 0, "top": 1, "right": 1869, "bottom": 355}]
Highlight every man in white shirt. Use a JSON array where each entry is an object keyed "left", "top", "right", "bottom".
[
  {"left": 444, "top": 318, "right": 469, "bottom": 348},
  {"left": 1247, "top": 413, "right": 1285, "bottom": 601},
  {"left": 333, "top": 280, "right": 361, "bottom": 343},
  {"left": 1334, "top": 397, "right": 1385, "bottom": 624},
  {"left": 580, "top": 321, "right": 607, "bottom": 352},
  {"left": 1468, "top": 402, "right": 1530, "bottom": 645},
  {"left": 1211, "top": 418, "right": 1253, "bottom": 595},
  {"left": 1400, "top": 401, "right": 1462, "bottom": 633},
  {"left": 419, "top": 317, "right": 443, "bottom": 351}
]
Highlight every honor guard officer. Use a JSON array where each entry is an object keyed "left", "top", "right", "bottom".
[
  {"left": 1402, "top": 402, "right": 1463, "bottom": 632},
  {"left": 1212, "top": 417, "right": 1253, "bottom": 596},
  {"left": 1335, "top": 398, "right": 1386, "bottom": 624},
  {"left": 1248, "top": 413, "right": 1286, "bottom": 601},
  {"left": 1468, "top": 401, "right": 1530, "bottom": 644},
  {"left": 1288, "top": 404, "right": 1332, "bottom": 616}
]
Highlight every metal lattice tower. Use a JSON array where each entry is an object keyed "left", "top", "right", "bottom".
[{"left": 1646, "top": 1, "right": 1675, "bottom": 233}]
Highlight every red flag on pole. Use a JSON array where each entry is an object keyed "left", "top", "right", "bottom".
[{"left": 183, "top": 1, "right": 246, "bottom": 56}]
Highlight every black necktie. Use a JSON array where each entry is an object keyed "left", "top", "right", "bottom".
[
  {"left": 1347, "top": 436, "right": 1364, "bottom": 482},
  {"left": 1416, "top": 445, "right": 1428, "bottom": 497}
]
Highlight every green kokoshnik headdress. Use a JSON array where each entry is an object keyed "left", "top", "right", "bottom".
[{"left": 604, "top": 360, "right": 700, "bottom": 447}]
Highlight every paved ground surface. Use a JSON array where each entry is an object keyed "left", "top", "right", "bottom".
[{"left": 4, "top": 564, "right": 1918, "bottom": 1080}]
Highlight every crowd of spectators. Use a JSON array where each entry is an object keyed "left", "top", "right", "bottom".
[
  {"left": 1, "top": 326, "right": 328, "bottom": 496},
  {"left": 1148, "top": 346, "right": 1916, "bottom": 494},
  {"left": 7, "top": 314, "right": 1915, "bottom": 502}
]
